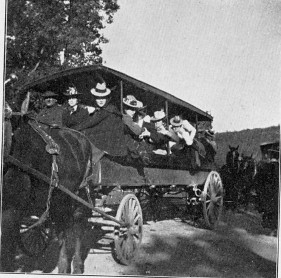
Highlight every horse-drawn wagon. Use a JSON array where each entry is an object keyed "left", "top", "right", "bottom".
[{"left": 2, "top": 65, "right": 223, "bottom": 272}]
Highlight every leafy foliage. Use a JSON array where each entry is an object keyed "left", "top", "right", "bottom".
[
  {"left": 5, "top": 0, "right": 119, "bottom": 87},
  {"left": 214, "top": 125, "right": 280, "bottom": 167}
]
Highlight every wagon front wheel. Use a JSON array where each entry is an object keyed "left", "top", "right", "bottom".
[
  {"left": 114, "top": 194, "right": 143, "bottom": 265},
  {"left": 202, "top": 171, "right": 223, "bottom": 229}
]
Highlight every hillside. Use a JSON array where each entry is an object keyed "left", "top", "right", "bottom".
[{"left": 214, "top": 125, "right": 280, "bottom": 167}]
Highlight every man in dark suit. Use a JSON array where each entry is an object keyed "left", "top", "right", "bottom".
[{"left": 35, "top": 91, "right": 64, "bottom": 127}]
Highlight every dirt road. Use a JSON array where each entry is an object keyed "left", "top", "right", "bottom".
[{"left": 15, "top": 207, "right": 278, "bottom": 277}]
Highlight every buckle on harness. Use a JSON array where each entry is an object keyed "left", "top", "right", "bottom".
[{"left": 46, "top": 144, "right": 60, "bottom": 155}]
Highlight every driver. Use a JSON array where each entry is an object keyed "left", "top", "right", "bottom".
[{"left": 35, "top": 91, "right": 64, "bottom": 127}]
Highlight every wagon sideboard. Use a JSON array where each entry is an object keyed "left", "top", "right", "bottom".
[{"left": 97, "top": 156, "right": 211, "bottom": 188}]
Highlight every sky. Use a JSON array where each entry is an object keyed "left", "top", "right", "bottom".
[{"left": 101, "top": 0, "right": 281, "bottom": 132}]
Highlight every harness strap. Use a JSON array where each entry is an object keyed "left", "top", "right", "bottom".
[
  {"left": 29, "top": 120, "right": 60, "bottom": 155},
  {"left": 20, "top": 121, "right": 61, "bottom": 231}
]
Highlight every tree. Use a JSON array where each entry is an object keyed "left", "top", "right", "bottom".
[{"left": 5, "top": 0, "right": 119, "bottom": 86}]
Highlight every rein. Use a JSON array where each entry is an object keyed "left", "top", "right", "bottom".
[{"left": 20, "top": 120, "right": 61, "bottom": 232}]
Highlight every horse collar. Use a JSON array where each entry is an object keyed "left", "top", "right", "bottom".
[{"left": 28, "top": 120, "right": 60, "bottom": 155}]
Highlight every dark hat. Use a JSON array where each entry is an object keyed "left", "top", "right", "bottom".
[
  {"left": 170, "top": 116, "right": 183, "bottom": 127},
  {"left": 64, "top": 86, "right": 82, "bottom": 98},
  {"left": 42, "top": 91, "right": 58, "bottom": 98}
]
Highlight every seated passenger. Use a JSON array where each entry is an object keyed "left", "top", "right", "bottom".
[
  {"left": 72, "top": 82, "right": 127, "bottom": 157},
  {"left": 122, "top": 95, "right": 152, "bottom": 164},
  {"left": 140, "top": 110, "right": 172, "bottom": 155},
  {"left": 62, "top": 86, "right": 89, "bottom": 128},
  {"left": 122, "top": 95, "right": 143, "bottom": 138},
  {"left": 200, "top": 129, "right": 217, "bottom": 162},
  {"left": 35, "top": 91, "right": 64, "bottom": 127},
  {"left": 169, "top": 115, "right": 201, "bottom": 168}
]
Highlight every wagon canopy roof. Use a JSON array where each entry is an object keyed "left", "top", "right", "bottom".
[{"left": 20, "top": 64, "right": 213, "bottom": 122}]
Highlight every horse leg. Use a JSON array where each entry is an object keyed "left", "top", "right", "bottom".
[
  {"left": 57, "top": 233, "right": 73, "bottom": 274},
  {"left": 72, "top": 221, "right": 85, "bottom": 274},
  {"left": 72, "top": 203, "right": 90, "bottom": 274},
  {"left": 57, "top": 216, "right": 87, "bottom": 274},
  {"left": 0, "top": 208, "right": 20, "bottom": 272}
]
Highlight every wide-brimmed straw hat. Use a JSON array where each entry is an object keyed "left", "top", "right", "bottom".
[
  {"left": 91, "top": 82, "right": 111, "bottom": 97},
  {"left": 150, "top": 110, "right": 166, "bottom": 122},
  {"left": 123, "top": 95, "right": 139, "bottom": 108},
  {"left": 123, "top": 95, "right": 146, "bottom": 110},
  {"left": 170, "top": 116, "right": 183, "bottom": 127},
  {"left": 42, "top": 91, "right": 58, "bottom": 99},
  {"left": 64, "top": 86, "right": 82, "bottom": 98}
]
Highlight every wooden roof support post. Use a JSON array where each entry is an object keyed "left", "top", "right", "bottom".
[
  {"left": 195, "top": 113, "right": 198, "bottom": 131},
  {"left": 165, "top": 100, "right": 170, "bottom": 155},
  {"left": 120, "top": 80, "right": 124, "bottom": 112}
]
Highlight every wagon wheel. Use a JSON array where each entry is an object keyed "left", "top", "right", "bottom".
[
  {"left": 202, "top": 171, "right": 224, "bottom": 229},
  {"left": 18, "top": 216, "right": 53, "bottom": 257},
  {"left": 114, "top": 194, "right": 143, "bottom": 265}
]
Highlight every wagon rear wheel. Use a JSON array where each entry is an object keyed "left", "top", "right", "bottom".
[
  {"left": 114, "top": 194, "right": 143, "bottom": 265},
  {"left": 202, "top": 171, "right": 223, "bottom": 229}
]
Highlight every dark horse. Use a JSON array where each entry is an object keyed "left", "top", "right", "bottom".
[
  {"left": 254, "top": 159, "right": 279, "bottom": 231},
  {"left": 1, "top": 114, "right": 102, "bottom": 273},
  {"left": 238, "top": 154, "right": 257, "bottom": 207},
  {"left": 220, "top": 145, "right": 241, "bottom": 209}
]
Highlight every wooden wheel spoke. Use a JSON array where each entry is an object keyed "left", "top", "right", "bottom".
[
  {"left": 124, "top": 202, "right": 130, "bottom": 223},
  {"left": 132, "top": 205, "right": 139, "bottom": 218},
  {"left": 214, "top": 195, "right": 223, "bottom": 204},
  {"left": 206, "top": 201, "right": 213, "bottom": 213},
  {"left": 133, "top": 213, "right": 141, "bottom": 224}
]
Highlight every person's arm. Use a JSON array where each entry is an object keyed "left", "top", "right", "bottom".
[
  {"left": 183, "top": 120, "right": 196, "bottom": 140},
  {"left": 73, "top": 109, "right": 109, "bottom": 131},
  {"left": 123, "top": 115, "right": 143, "bottom": 135},
  {"left": 151, "top": 129, "right": 170, "bottom": 144},
  {"left": 167, "top": 127, "right": 180, "bottom": 142},
  {"left": 181, "top": 120, "right": 196, "bottom": 146}
]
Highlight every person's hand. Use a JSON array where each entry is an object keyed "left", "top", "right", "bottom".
[
  {"left": 86, "top": 106, "right": 96, "bottom": 114},
  {"left": 185, "top": 137, "right": 193, "bottom": 146},
  {"left": 177, "top": 127, "right": 185, "bottom": 135},
  {"left": 140, "top": 127, "right": 150, "bottom": 139},
  {"left": 158, "top": 128, "right": 169, "bottom": 135},
  {"left": 143, "top": 115, "right": 151, "bottom": 122}
]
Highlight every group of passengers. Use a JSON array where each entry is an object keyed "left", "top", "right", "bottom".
[{"left": 35, "top": 82, "right": 217, "bottom": 167}]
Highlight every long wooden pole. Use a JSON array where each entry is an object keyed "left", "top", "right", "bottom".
[
  {"left": 6, "top": 155, "right": 125, "bottom": 226},
  {"left": 120, "top": 80, "right": 124, "bottom": 112},
  {"left": 165, "top": 100, "right": 170, "bottom": 155}
]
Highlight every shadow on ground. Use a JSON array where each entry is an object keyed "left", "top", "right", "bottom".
[
  {"left": 5, "top": 202, "right": 278, "bottom": 277},
  {"left": 127, "top": 225, "right": 277, "bottom": 278}
]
